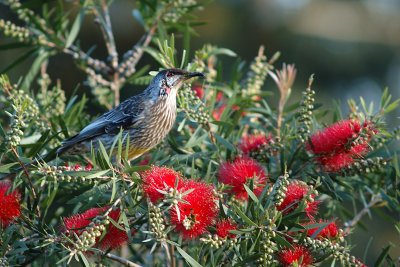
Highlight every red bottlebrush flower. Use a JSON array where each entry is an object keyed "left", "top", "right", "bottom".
[
  {"left": 355, "top": 259, "right": 368, "bottom": 267},
  {"left": 142, "top": 166, "right": 183, "bottom": 203},
  {"left": 192, "top": 84, "right": 205, "bottom": 99},
  {"left": 85, "top": 163, "right": 93, "bottom": 171},
  {"left": 212, "top": 104, "right": 226, "bottom": 121},
  {"left": 238, "top": 134, "right": 273, "bottom": 155},
  {"left": 307, "top": 120, "right": 362, "bottom": 154},
  {"left": 74, "top": 164, "right": 82, "bottom": 171},
  {"left": 307, "top": 119, "right": 375, "bottom": 172},
  {"left": 277, "top": 181, "right": 319, "bottom": 219},
  {"left": 218, "top": 157, "right": 267, "bottom": 200},
  {"left": 216, "top": 91, "right": 224, "bottom": 101},
  {"left": 215, "top": 219, "right": 238, "bottom": 238},
  {"left": 0, "top": 181, "right": 21, "bottom": 228},
  {"left": 170, "top": 180, "right": 218, "bottom": 239},
  {"left": 278, "top": 245, "right": 313, "bottom": 267},
  {"left": 306, "top": 220, "right": 340, "bottom": 240},
  {"left": 138, "top": 154, "right": 151, "bottom": 166},
  {"left": 63, "top": 207, "right": 128, "bottom": 250}
]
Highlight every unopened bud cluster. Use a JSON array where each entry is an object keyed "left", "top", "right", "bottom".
[
  {"left": 248, "top": 137, "right": 282, "bottom": 162},
  {"left": 0, "top": 20, "right": 30, "bottom": 42},
  {"left": 190, "top": 45, "right": 218, "bottom": 81},
  {"left": 119, "top": 48, "right": 142, "bottom": 78},
  {"left": 341, "top": 157, "right": 387, "bottom": 176},
  {"left": 163, "top": 187, "right": 183, "bottom": 205},
  {"left": 257, "top": 229, "right": 277, "bottom": 266},
  {"left": 200, "top": 233, "right": 238, "bottom": 249},
  {"left": 242, "top": 47, "right": 271, "bottom": 99},
  {"left": 5, "top": 0, "right": 47, "bottom": 28},
  {"left": 5, "top": 90, "right": 39, "bottom": 147},
  {"left": 68, "top": 216, "right": 109, "bottom": 251},
  {"left": 34, "top": 164, "right": 96, "bottom": 185},
  {"left": 37, "top": 83, "right": 66, "bottom": 117},
  {"left": 148, "top": 203, "right": 167, "bottom": 241},
  {"left": 178, "top": 85, "right": 211, "bottom": 129},
  {"left": 272, "top": 173, "right": 290, "bottom": 206},
  {"left": 0, "top": 257, "right": 9, "bottom": 267},
  {"left": 297, "top": 86, "right": 315, "bottom": 143},
  {"left": 304, "top": 237, "right": 362, "bottom": 267},
  {"left": 163, "top": 0, "right": 197, "bottom": 23},
  {"left": 370, "top": 126, "right": 400, "bottom": 149}
]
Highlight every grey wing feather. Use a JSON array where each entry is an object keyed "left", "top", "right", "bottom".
[{"left": 57, "top": 94, "right": 146, "bottom": 155}]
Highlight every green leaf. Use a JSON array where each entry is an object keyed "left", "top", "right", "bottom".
[
  {"left": 210, "top": 48, "right": 237, "bottom": 57},
  {"left": 374, "top": 245, "right": 392, "bottom": 267},
  {"left": 384, "top": 98, "right": 400, "bottom": 114},
  {"left": 176, "top": 246, "right": 202, "bottom": 267},
  {"left": 66, "top": 10, "right": 84, "bottom": 48},
  {"left": 233, "top": 205, "right": 257, "bottom": 227},
  {"left": 185, "top": 127, "right": 208, "bottom": 148},
  {"left": 214, "top": 134, "right": 235, "bottom": 152},
  {"left": 243, "top": 184, "right": 259, "bottom": 205},
  {"left": 274, "top": 233, "right": 293, "bottom": 248},
  {"left": 0, "top": 48, "right": 36, "bottom": 73},
  {"left": 83, "top": 170, "right": 110, "bottom": 179},
  {"left": 0, "top": 162, "right": 19, "bottom": 173},
  {"left": 78, "top": 252, "right": 91, "bottom": 267},
  {"left": 22, "top": 49, "right": 49, "bottom": 90}
]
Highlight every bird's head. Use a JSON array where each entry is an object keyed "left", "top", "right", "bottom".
[{"left": 147, "top": 68, "right": 204, "bottom": 101}]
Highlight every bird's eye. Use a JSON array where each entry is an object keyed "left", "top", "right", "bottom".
[
  {"left": 166, "top": 72, "right": 174, "bottom": 77},
  {"left": 160, "top": 88, "right": 166, "bottom": 96}
]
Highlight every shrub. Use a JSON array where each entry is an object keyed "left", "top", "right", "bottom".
[{"left": 0, "top": 0, "right": 399, "bottom": 266}]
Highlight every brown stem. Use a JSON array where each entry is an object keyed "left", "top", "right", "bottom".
[
  {"left": 103, "top": 252, "right": 143, "bottom": 267},
  {"left": 11, "top": 147, "right": 40, "bottom": 216},
  {"left": 170, "top": 243, "right": 176, "bottom": 267},
  {"left": 119, "top": 22, "right": 158, "bottom": 71},
  {"left": 112, "top": 71, "right": 120, "bottom": 107},
  {"left": 343, "top": 194, "right": 382, "bottom": 235},
  {"left": 100, "top": 0, "right": 118, "bottom": 69}
]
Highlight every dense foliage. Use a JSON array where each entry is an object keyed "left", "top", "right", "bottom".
[{"left": 0, "top": 0, "right": 399, "bottom": 266}]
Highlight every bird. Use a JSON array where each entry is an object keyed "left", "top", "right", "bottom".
[{"left": 56, "top": 69, "right": 204, "bottom": 160}]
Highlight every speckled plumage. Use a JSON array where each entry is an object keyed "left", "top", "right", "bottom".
[{"left": 57, "top": 69, "right": 203, "bottom": 160}]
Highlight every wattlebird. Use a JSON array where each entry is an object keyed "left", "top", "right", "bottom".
[{"left": 56, "top": 69, "right": 204, "bottom": 160}]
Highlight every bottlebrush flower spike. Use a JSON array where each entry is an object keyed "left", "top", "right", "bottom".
[
  {"left": 192, "top": 84, "right": 205, "bottom": 99},
  {"left": 306, "top": 220, "right": 340, "bottom": 240},
  {"left": 85, "top": 163, "right": 93, "bottom": 171},
  {"left": 0, "top": 181, "right": 21, "bottom": 228},
  {"left": 142, "top": 166, "right": 183, "bottom": 203},
  {"left": 307, "top": 119, "right": 375, "bottom": 172},
  {"left": 278, "top": 245, "right": 314, "bottom": 267},
  {"left": 212, "top": 104, "right": 226, "bottom": 121},
  {"left": 63, "top": 207, "right": 128, "bottom": 250},
  {"left": 215, "top": 219, "right": 238, "bottom": 238},
  {"left": 218, "top": 157, "right": 267, "bottom": 200},
  {"left": 238, "top": 133, "right": 273, "bottom": 155},
  {"left": 170, "top": 180, "right": 218, "bottom": 239},
  {"left": 277, "top": 181, "right": 319, "bottom": 219}
]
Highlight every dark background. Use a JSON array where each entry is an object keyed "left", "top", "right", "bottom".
[{"left": 1, "top": 0, "right": 399, "bottom": 264}]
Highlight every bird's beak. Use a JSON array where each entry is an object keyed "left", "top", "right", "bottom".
[{"left": 184, "top": 71, "right": 205, "bottom": 80}]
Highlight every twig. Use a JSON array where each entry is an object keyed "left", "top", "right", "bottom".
[
  {"left": 11, "top": 147, "right": 41, "bottom": 217},
  {"left": 343, "top": 194, "right": 382, "bottom": 235},
  {"left": 103, "top": 252, "right": 143, "bottom": 267},
  {"left": 100, "top": 0, "right": 118, "bottom": 69},
  {"left": 119, "top": 22, "right": 158, "bottom": 73},
  {"left": 92, "top": 0, "right": 120, "bottom": 106},
  {"left": 11, "top": 147, "right": 37, "bottom": 199},
  {"left": 170, "top": 242, "right": 176, "bottom": 267}
]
